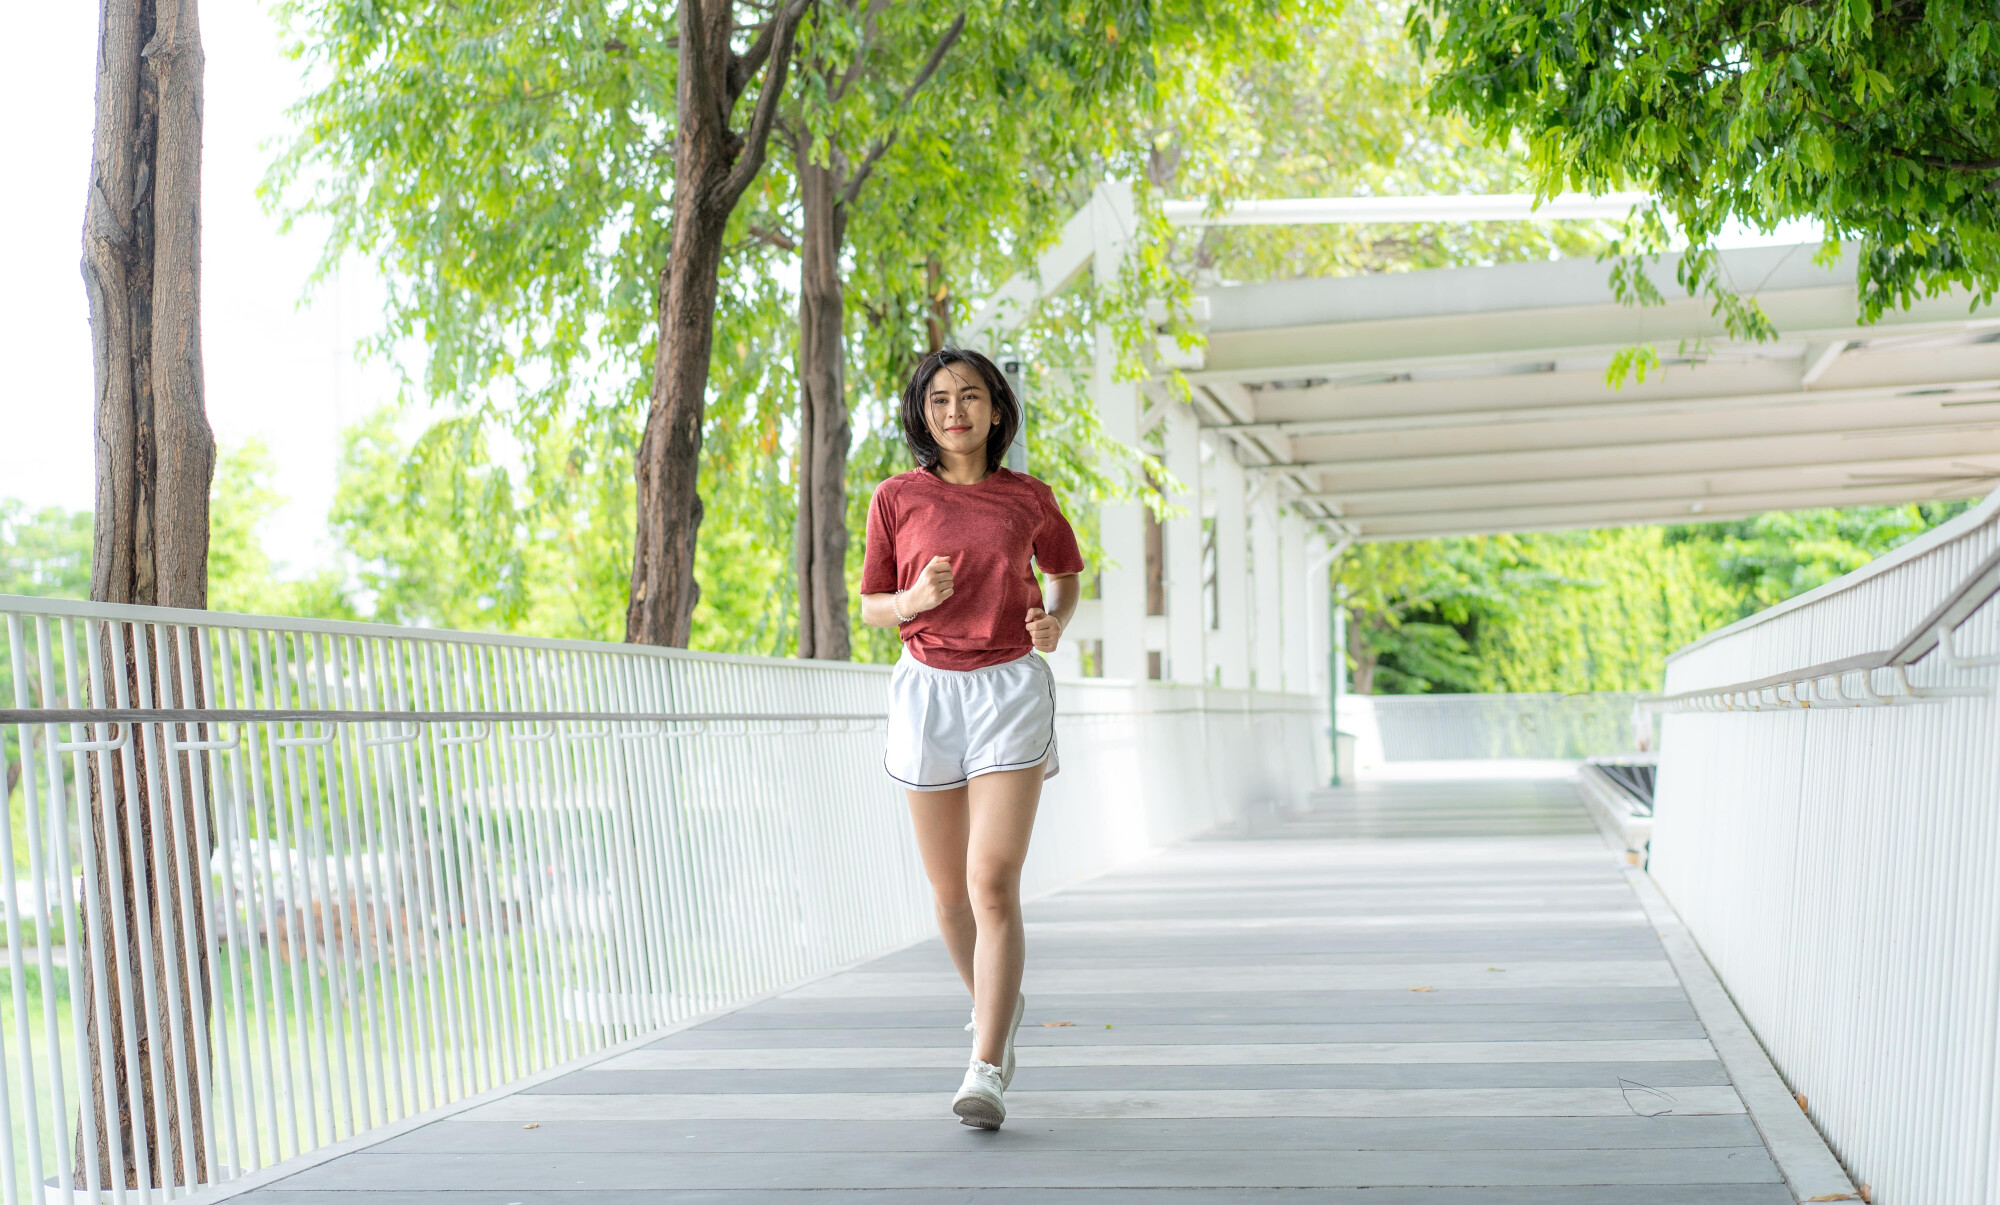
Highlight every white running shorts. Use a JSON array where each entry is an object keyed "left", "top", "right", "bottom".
[{"left": 885, "top": 649, "right": 1059, "bottom": 791}]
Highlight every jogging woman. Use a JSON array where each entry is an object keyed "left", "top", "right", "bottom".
[{"left": 859, "top": 347, "right": 1084, "bottom": 1130}]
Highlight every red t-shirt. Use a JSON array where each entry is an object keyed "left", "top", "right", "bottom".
[{"left": 862, "top": 468, "right": 1086, "bottom": 670}]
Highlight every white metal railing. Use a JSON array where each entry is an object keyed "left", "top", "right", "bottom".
[
  {"left": 1339, "top": 691, "right": 1653, "bottom": 763},
  {"left": 1650, "top": 487, "right": 2000, "bottom": 1205},
  {"left": 0, "top": 594, "right": 1318, "bottom": 1203}
]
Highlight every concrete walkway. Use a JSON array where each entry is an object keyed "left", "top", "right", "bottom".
[{"left": 232, "top": 770, "right": 1790, "bottom": 1202}]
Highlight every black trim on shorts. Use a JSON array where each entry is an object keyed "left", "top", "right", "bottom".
[{"left": 884, "top": 653, "right": 1058, "bottom": 790}]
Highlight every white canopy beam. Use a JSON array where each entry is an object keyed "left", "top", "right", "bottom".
[{"left": 1161, "top": 193, "right": 1650, "bottom": 227}]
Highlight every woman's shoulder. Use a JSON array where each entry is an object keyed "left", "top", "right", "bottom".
[
  {"left": 993, "top": 467, "right": 1055, "bottom": 495},
  {"left": 871, "top": 469, "right": 931, "bottom": 500},
  {"left": 998, "top": 468, "right": 1064, "bottom": 509}
]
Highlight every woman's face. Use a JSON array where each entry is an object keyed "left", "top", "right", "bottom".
[{"left": 924, "top": 363, "right": 993, "bottom": 461}]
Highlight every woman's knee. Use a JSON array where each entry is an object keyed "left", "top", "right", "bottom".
[
  {"left": 966, "top": 859, "right": 1023, "bottom": 911},
  {"left": 931, "top": 880, "right": 973, "bottom": 917}
]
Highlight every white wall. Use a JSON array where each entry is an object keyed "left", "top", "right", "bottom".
[{"left": 1651, "top": 489, "right": 2000, "bottom": 1205}]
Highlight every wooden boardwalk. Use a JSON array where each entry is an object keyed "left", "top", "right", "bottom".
[{"left": 231, "top": 771, "right": 1790, "bottom": 1202}]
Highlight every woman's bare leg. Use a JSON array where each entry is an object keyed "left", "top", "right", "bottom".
[
  {"left": 908, "top": 766, "right": 1045, "bottom": 1060},
  {"left": 906, "top": 786, "right": 977, "bottom": 994},
  {"left": 964, "top": 765, "right": 1043, "bottom": 1065}
]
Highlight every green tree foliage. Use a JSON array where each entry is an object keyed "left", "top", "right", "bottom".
[
  {"left": 0, "top": 503, "right": 93, "bottom": 600},
  {"left": 272, "top": 0, "right": 1331, "bottom": 660},
  {"left": 329, "top": 413, "right": 627, "bottom": 639},
  {"left": 1458, "top": 528, "right": 1745, "bottom": 694},
  {"left": 273, "top": 1, "right": 680, "bottom": 422},
  {"left": 1410, "top": 0, "right": 2000, "bottom": 351},
  {"left": 1161, "top": 0, "right": 1605, "bottom": 282},
  {"left": 0, "top": 447, "right": 348, "bottom": 617},
  {"left": 1346, "top": 500, "right": 1976, "bottom": 693},
  {"left": 208, "top": 440, "right": 355, "bottom": 618},
  {"left": 1685, "top": 502, "right": 1975, "bottom": 612}
]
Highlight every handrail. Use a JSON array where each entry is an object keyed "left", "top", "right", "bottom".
[
  {"left": 1643, "top": 543, "right": 2000, "bottom": 713},
  {"left": 0, "top": 703, "right": 1318, "bottom": 726},
  {"left": 0, "top": 706, "right": 888, "bottom": 725}
]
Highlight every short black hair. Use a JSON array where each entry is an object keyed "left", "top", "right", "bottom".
[{"left": 899, "top": 348, "right": 1020, "bottom": 476}]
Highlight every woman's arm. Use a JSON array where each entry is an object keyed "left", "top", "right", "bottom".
[
  {"left": 1025, "top": 572, "right": 1081, "bottom": 652},
  {"left": 860, "top": 555, "right": 955, "bottom": 629}
]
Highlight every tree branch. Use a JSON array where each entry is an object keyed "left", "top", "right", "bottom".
[
  {"left": 839, "top": 12, "right": 964, "bottom": 207},
  {"left": 1918, "top": 153, "right": 2000, "bottom": 172},
  {"left": 730, "top": 5, "right": 784, "bottom": 107},
  {"left": 747, "top": 222, "right": 799, "bottom": 251},
  {"left": 682, "top": 0, "right": 731, "bottom": 123},
  {"left": 899, "top": 12, "right": 963, "bottom": 106},
  {"left": 831, "top": 0, "right": 892, "bottom": 102},
  {"left": 722, "top": 0, "right": 812, "bottom": 203},
  {"left": 841, "top": 133, "right": 896, "bottom": 206}
]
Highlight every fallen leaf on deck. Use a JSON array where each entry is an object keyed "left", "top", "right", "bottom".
[
  {"left": 1618, "top": 1077, "right": 1677, "bottom": 1117},
  {"left": 1409, "top": 986, "right": 1435, "bottom": 992},
  {"left": 522, "top": 1123, "right": 539, "bottom": 1130},
  {"left": 1042, "top": 1021, "right": 1075, "bottom": 1027}
]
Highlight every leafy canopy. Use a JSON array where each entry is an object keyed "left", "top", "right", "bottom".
[
  {"left": 272, "top": 0, "right": 1317, "bottom": 656},
  {"left": 1410, "top": 0, "right": 2000, "bottom": 354},
  {"left": 1164, "top": 0, "right": 1605, "bottom": 282}
]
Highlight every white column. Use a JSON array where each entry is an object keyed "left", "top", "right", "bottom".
[
  {"left": 1305, "top": 528, "right": 1333, "bottom": 784},
  {"left": 1306, "top": 528, "right": 1330, "bottom": 700},
  {"left": 1208, "top": 436, "right": 1250, "bottom": 689},
  {"left": 1281, "top": 508, "right": 1310, "bottom": 695},
  {"left": 1250, "top": 486, "right": 1284, "bottom": 692},
  {"left": 1091, "top": 184, "right": 1146, "bottom": 681},
  {"left": 1163, "top": 400, "right": 1205, "bottom": 684},
  {"left": 1333, "top": 597, "right": 1348, "bottom": 699}
]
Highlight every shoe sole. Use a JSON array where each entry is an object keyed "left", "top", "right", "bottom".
[{"left": 953, "top": 1093, "right": 1005, "bottom": 1129}]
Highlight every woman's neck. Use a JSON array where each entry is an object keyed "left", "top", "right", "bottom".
[{"left": 933, "top": 451, "right": 991, "bottom": 485}]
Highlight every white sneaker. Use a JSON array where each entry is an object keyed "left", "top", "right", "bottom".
[{"left": 952, "top": 1058, "right": 1007, "bottom": 1129}]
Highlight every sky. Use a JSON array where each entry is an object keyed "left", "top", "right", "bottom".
[{"left": 0, "top": 0, "right": 396, "bottom": 576}]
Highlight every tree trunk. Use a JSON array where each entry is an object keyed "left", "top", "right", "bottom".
[
  {"left": 627, "top": 0, "right": 808, "bottom": 647},
  {"left": 925, "top": 256, "right": 949, "bottom": 354},
  {"left": 85, "top": 0, "right": 212, "bottom": 611},
  {"left": 924, "top": 258, "right": 948, "bottom": 356},
  {"left": 793, "top": 148, "right": 853, "bottom": 660},
  {"left": 79, "top": 0, "right": 214, "bottom": 1187},
  {"left": 630, "top": 202, "right": 730, "bottom": 646},
  {"left": 784, "top": 8, "right": 963, "bottom": 659},
  {"left": 1350, "top": 615, "right": 1380, "bottom": 695}
]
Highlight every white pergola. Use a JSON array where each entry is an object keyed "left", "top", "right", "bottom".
[{"left": 968, "top": 184, "right": 2000, "bottom": 694}]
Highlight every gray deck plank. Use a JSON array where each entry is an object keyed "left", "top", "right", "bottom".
[
  {"left": 229, "top": 773, "right": 1794, "bottom": 1198},
  {"left": 696, "top": 988, "right": 1696, "bottom": 1016},
  {"left": 646, "top": 1020, "right": 1712, "bottom": 1046},
  {"left": 255, "top": 1188, "right": 1796, "bottom": 1204},
  {"left": 725, "top": 985, "right": 1696, "bottom": 1012},
  {"left": 523, "top": 1061, "right": 1730, "bottom": 1094},
  {"left": 268, "top": 1146, "right": 1781, "bottom": 1190},
  {"left": 367, "top": 1114, "right": 1768, "bottom": 1153}
]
